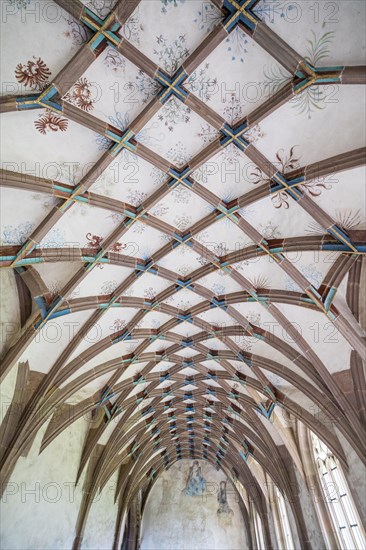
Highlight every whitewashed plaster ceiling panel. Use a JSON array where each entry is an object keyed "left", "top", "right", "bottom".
[
  {"left": 89, "top": 153, "right": 166, "bottom": 203},
  {"left": 122, "top": 0, "right": 222, "bottom": 75},
  {"left": 255, "top": 85, "right": 366, "bottom": 166},
  {"left": 18, "top": 310, "right": 93, "bottom": 373},
  {"left": 254, "top": 0, "right": 366, "bottom": 66},
  {"left": 186, "top": 26, "right": 291, "bottom": 121},
  {"left": 136, "top": 97, "right": 219, "bottom": 165}
]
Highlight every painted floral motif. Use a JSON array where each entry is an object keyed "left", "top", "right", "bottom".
[
  {"left": 185, "top": 64, "right": 218, "bottom": 102},
  {"left": 222, "top": 94, "right": 242, "bottom": 125},
  {"left": 225, "top": 28, "right": 249, "bottom": 63},
  {"left": 63, "top": 16, "right": 90, "bottom": 45},
  {"left": 101, "top": 280, "right": 118, "bottom": 294},
  {"left": 64, "top": 77, "right": 97, "bottom": 112},
  {"left": 31, "top": 193, "right": 58, "bottom": 210},
  {"left": 285, "top": 264, "right": 322, "bottom": 292},
  {"left": 131, "top": 221, "right": 146, "bottom": 234},
  {"left": 38, "top": 228, "right": 66, "bottom": 248},
  {"left": 174, "top": 214, "right": 192, "bottom": 231},
  {"left": 306, "top": 209, "right": 363, "bottom": 236},
  {"left": 154, "top": 34, "right": 190, "bottom": 75},
  {"left": 127, "top": 189, "right": 147, "bottom": 207},
  {"left": 135, "top": 70, "right": 161, "bottom": 103},
  {"left": 85, "top": 0, "right": 115, "bottom": 18},
  {"left": 301, "top": 178, "right": 332, "bottom": 197},
  {"left": 175, "top": 297, "right": 192, "bottom": 310},
  {"left": 258, "top": 221, "right": 280, "bottom": 239},
  {"left": 220, "top": 143, "right": 242, "bottom": 164},
  {"left": 2, "top": 221, "right": 34, "bottom": 245},
  {"left": 34, "top": 110, "right": 68, "bottom": 135},
  {"left": 196, "top": 123, "right": 219, "bottom": 144},
  {"left": 104, "top": 48, "right": 126, "bottom": 74},
  {"left": 144, "top": 287, "right": 157, "bottom": 300},
  {"left": 122, "top": 8, "right": 143, "bottom": 46},
  {"left": 193, "top": 2, "right": 222, "bottom": 32},
  {"left": 171, "top": 185, "right": 190, "bottom": 204},
  {"left": 295, "top": 31, "right": 335, "bottom": 118},
  {"left": 49, "top": 281, "right": 61, "bottom": 299},
  {"left": 150, "top": 203, "right": 170, "bottom": 217},
  {"left": 15, "top": 57, "right": 51, "bottom": 90},
  {"left": 158, "top": 97, "right": 191, "bottom": 131},
  {"left": 151, "top": 166, "right": 169, "bottom": 187},
  {"left": 166, "top": 141, "right": 190, "bottom": 167},
  {"left": 160, "top": 0, "right": 184, "bottom": 14},
  {"left": 107, "top": 212, "right": 124, "bottom": 225},
  {"left": 211, "top": 283, "right": 226, "bottom": 296},
  {"left": 177, "top": 265, "right": 191, "bottom": 277},
  {"left": 85, "top": 233, "right": 103, "bottom": 249},
  {"left": 251, "top": 146, "right": 300, "bottom": 209},
  {"left": 263, "top": 31, "right": 335, "bottom": 118},
  {"left": 244, "top": 124, "right": 264, "bottom": 144},
  {"left": 7, "top": 0, "right": 31, "bottom": 9},
  {"left": 110, "top": 319, "right": 127, "bottom": 333},
  {"left": 262, "top": 64, "right": 291, "bottom": 97}
]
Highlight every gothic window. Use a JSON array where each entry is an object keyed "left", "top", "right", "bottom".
[
  {"left": 275, "top": 486, "right": 295, "bottom": 549},
  {"left": 311, "top": 432, "right": 366, "bottom": 549}
]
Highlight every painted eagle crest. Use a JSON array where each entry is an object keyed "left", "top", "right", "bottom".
[
  {"left": 34, "top": 110, "right": 68, "bottom": 135},
  {"left": 15, "top": 57, "right": 51, "bottom": 90}
]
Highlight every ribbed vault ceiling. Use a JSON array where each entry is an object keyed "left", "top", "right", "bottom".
[{"left": 0, "top": 0, "right": 365, "bottom": 544}]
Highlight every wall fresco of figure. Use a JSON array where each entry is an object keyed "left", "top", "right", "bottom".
[
  {"left": 141, "top": 459, "right": 247, "bottom": 550},
  {"left": 184, "top": 460, "right": 206, "bottom": 496}
]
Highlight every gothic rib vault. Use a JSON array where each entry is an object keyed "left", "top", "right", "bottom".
[{"left": 0, "top": 0, "right": 365, "bottom": 548}]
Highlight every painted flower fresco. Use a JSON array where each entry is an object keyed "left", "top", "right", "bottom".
[
  {"left": 15, "top": 57, "right": 51, "bottom": 90},
  {"left": 7, "top": 0, "right": 31, "bottom": 9},
  {"left": 154, "top": 34, "right": 190, "bottom": 75},
  {"left": 193, "top": 2, "right": 222, "bottom": 32},
  {"left": 160, "top": 0, "right": 184, "bottom": 14},
  {"left": 101, "top": 280, "right": 119, "bottom": 294},
  {"left": 166, "top": 141, "right": 190, "bottom": 167},
  {"left": 251, "top": 146, "right": 301, "bottom": 209},
  {"left": 34, "top": 110, "right": 68, "bottom": 135},
  {"left": 263, "top": 31, "right": 335, "bottom": 118},
  {"left": 285, "top": 264, "right": 323, "bottom": 292},
  {"left": 104, "top": 48, "right": 126, "bottom": 75},
  {"left": 174, "top": 214, "right": 192, "bottom": 231},
  {"left": 158, "top": 97, "right": 191, "bottom": 131},
  {"left": 196, "top": 123, "right": 219, "bottom": 144},
  {"left": 63, "top": 16, "right": 90, "bottom": 46},
  {"left": 110, "top": 319, "right": 127, "bottom": 333},
  {"left": 64, "top": 77, "right": 97, "bottom": 112},
  {"left": 259, "top": 221, "right": 281, "bottom": 239},
  {"left": 122, "top": 8, "right": 143, "bottom": 45},
  {"left": 85, "top": 0, "right": 116, "bottom": 19},
  {"left": 225, "top": 27, "right": 249, "bottom": 63},
  {"left": 135, "top": 70, "right": 161, "bottom": 103},
  {"left": 244, "top": 124, "right": 264, "bottom": 144},
  {"left": 185, "top": 63, "right": 218, "bottom": 102},
  {"left": 222, "top": 94, "right": 242, "bottom": 125},
  {"left": 2, "top": 222, "right": 34, "bottom": 245}
]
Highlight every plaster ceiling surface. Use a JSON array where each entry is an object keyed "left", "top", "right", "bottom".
[{"left": 0, "top": 0, "right": 366, "bottom": 523}]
